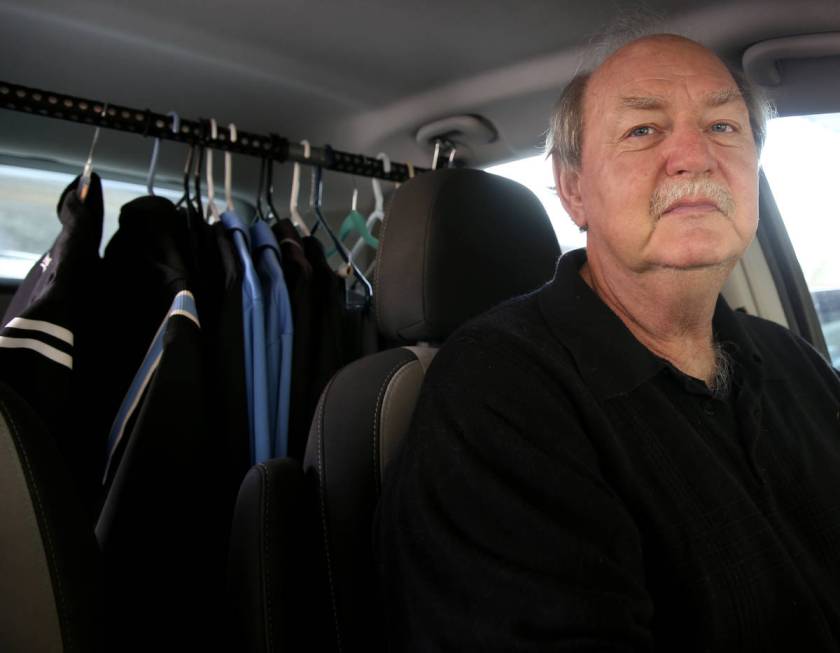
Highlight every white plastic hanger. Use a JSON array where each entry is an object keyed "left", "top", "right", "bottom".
[
  {"left": 146, "top": 111, "right": 180, "bottom": 196},
  {"left": 289, "top": 139, "right": 312, "bottom": 236},
  {"left": 205, "top": 118, "right": 222, "bottom": 223},
  {"left": 350, "top": 152, "right": 390, "bottom": 261},
  {"left": 79, "top": 102, "right": 109, "bottom": 201},
  {"left": 225, "top": 123, "right": 237, "bottom": 212}
]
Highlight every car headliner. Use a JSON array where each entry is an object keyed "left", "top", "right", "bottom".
[{"left": 0, "top": 0, "right": 838, "bottom": 206}]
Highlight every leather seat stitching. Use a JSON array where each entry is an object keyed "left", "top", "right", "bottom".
[
  {"left": 259, "top": 464, "right": 274, "bottom": 652},
  {"left": 374, "top": 359, "right": 417, "bottom": 494},
  {"left": 1, "top": 397, "right": 69, "bottom": 649},
  {"left": 316, "top": 385, "right": 343, "bottom": 652}
]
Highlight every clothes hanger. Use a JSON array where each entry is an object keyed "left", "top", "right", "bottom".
[
  {"left": 224, "top": 122, "right": 237, "bottom": 214},
  {"left": 447, "top": 145, "right": 458, "bottom": 167},
  {"left": 310, "top": 162, "right": 373, "bottom": 302},
  {"left": 254, "top": 156, "right": 268, "bottom": 222},
  {"left": 193, "top": 143, "right": 204, "bottom": 218},
  {"left": 78, "top": 102, "right": 108, "bottom": 201},
  {"left": 350, "top": 152, "right": 390, "bottom": 262},
  {"left": 265, "top": 153, "right": 283, "bottom": 225},
  {"left": 289, "top": 140, "right": 311, "bottom": 236},
  {"left": 337, "top": 183, "right": 379, "bottom": 251},
  {"left": 307, "top": 164, "right": 321, "bottom": 237},
  {"left": 205, "top": 118, "right": 222, "bottom": 223},
  {"left": 175, "top": 144, "right": 194, "bottom": 209},
  {"left": 431, "top": 139, "right": 442, "bottom": 170},
  {"left": 146, "top": 111, "right": 180, "bottom": 196}
]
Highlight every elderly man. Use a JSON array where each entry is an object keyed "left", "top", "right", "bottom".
[{"left": 377, "top": 34, "right": 840, "bottom": 651}]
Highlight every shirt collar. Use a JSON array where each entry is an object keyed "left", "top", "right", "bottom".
[
  {"left": 538, "top": 248, "right": 765, "bottom": 400},
  {"left": 250, "top": 219, "right": 281, "bottom": 255},
  {"left": 221, "top": 210, "right": 251, "bottom": 247}
]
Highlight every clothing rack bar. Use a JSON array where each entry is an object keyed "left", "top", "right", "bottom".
[{"left": 0, "top": 80, "right": 426, "bottom": 183}]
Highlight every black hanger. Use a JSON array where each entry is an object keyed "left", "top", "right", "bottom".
[
  {"left": 175, "top": 144, "right": 194, "bottom": 209},
  {"left": 265, "top": 154, "right": 283, "bottom": 224},
  {"left": 265, "top": 134, "right": 288, "bottom": 225},
  {"left": 254, "top": 156, "right": 268, "bottom": 223},
  {"left": 193, "top": 144, "right": 203, "bottom": 218}
]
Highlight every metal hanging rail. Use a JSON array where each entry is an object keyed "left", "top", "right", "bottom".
[{"left": 0, "top": 80, "right": 426, "bottom": 183}]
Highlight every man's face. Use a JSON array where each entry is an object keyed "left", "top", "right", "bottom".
[{"left": 568, "top": 37, "right": 759, "bottom": 274}]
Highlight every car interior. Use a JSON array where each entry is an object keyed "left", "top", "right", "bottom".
[{"left": 1, "top": 0, "right": 839, "bottom": 650}]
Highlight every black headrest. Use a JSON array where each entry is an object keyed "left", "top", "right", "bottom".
[{"left": 374, "top": 168, "right": 560, "bottom": 343}]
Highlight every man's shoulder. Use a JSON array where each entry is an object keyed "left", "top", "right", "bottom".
[
  {"left": 426, "top": 282, "right": 577, "bottom": 388},
  {"left": 734, "top": 310, "right": 836, "bottom": 376}
]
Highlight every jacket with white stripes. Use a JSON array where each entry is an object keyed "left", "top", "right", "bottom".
[{"left": 0, "top": 173, "right": 106, "bottom": 515}]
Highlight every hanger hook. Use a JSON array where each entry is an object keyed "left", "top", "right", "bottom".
[
  {"left": 225, "top": 123, "right": 237, "bottom": 212},
  {"left": 146, "top": 111, "right": 180, "bottom": 196},
  {"left": 378, "top": 152, "right": 392, "bottom": 175},
  {"left": 431, "top": 140, "right": 442, "bottom": 170},
  {"left": 289, "top": 139, "right": 312, "bottom": 236},
  {"left": 79, "top": 102, "right": 109, "bottom": 201},
  {"left": 205, "top": 118, "right": 221, "bottom": 222},
  {"left": 372, "top": 152, "right": 391, "bottom": 209},
  {"left": 447, "top": 145, "right": 457, "bottom": 167}
]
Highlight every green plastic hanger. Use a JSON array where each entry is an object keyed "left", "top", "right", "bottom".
[{"left": 327, "top": 187, "right": 379, "bottom": 257}]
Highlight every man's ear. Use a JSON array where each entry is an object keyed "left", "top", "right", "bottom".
[{"left": 553, "top": 157, "right": 587, "bottom": 231}]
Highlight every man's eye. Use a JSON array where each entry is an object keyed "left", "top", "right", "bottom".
[
  {"left": 628, "top": 126, "right": 655, "bottom": 138},
  {"left": 710, "top": 122, "right": 735, "bottom": 133}
]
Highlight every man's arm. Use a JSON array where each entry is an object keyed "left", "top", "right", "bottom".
[{"left": 376, "top": 333, "right": 654, "bottom": 652}]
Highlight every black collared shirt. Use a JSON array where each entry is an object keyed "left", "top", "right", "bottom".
[{"left": 377, "top": 248, "right": 840, "bottom": 652}]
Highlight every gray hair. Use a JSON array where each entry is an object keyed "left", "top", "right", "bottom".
[
  {"left": 545, "top": 36, "right": 774, "bottom": 170},
  {"left": 710, "top": 341, "right": 734, "bottom": 399}
]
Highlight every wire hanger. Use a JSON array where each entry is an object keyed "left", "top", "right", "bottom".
[
  {"left": 310, "top": 159, "right": 373, "bottom": 303},
  {"left": 193, "top": 143, "right": 204, "bottom": 218},
  {"left": 225, "top": 123, "right": 237, "bottom": 213},
  {"left": 265, "top": 153, "right": 283, "bottom": 225},
  {"left": 205, "top": 118, "right": 222, "bottom": 223},
  {"left": 289, "top": 140, "right": 311, "bottom": 236},
  {"left": 146, "top": 111, "right": 180, "bottom": 196},
  {"left": 79, "top": 102, "right": 109, "bottom": 201},
  {"left": 254, "top": 156, "right": 268, "bottom": 222},
  {"left": 175, "top": 143, "right": 194, "bottom": 209}
]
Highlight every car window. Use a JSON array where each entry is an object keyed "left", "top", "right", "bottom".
[
  {"left": 485, "top": 155, "right": 587, "bottom": 253},
  {"left": 0, "top": 163, "right": 254, "bottom": 281},
  {"left": 761, "top": 112, "right": 840, "bottom": 367}
]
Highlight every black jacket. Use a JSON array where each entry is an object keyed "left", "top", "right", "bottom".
[{"left": 378, "top": 248, "right": 840, "bottom": 652}]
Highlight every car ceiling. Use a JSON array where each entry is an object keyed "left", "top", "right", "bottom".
[{"left": 1, "top": 0, "right": 839, "bottom": 206}]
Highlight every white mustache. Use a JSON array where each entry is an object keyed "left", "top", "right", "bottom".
[{"left": 650, "top": 178, "right": 735, "bottom": 219}]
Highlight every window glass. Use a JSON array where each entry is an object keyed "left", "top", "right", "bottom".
[
  {"left": 761, "top": 113, "right": 840, "bottom": 367},
  {"left": 0, "top": 164, "right": 179, "bottom": 280},
  {"left": 485, "top": 155, "right": 587, "bottom": 253}
]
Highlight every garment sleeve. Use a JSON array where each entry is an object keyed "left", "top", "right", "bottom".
[{"left": 376, "top": 334, "right": 654, "bottom": 652}]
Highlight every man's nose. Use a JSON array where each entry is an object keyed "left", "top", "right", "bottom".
[{"left": 663, "top": 125, "right": 717, "bottom": 177}]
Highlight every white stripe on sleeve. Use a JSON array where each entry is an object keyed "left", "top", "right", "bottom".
[
  {"left": 0, "top": 336, "right": 73, "bottom": 369},
  {"left": 5, "top": 317, "right": 74, "bottom": 345}
]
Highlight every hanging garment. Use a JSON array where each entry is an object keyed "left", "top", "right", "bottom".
[
  {"left": 221, "top": 210, "right": 271, "bottom": 465},
  {"left": 299, "top": 236, "right": 378, "bottom": 452},
  {"left": 181, "top": 205, "right": 252, "bottom": 585},
  {"left": 0, "top": 173, "right": 106, "bottom": 516},
  {"left": 184, "top": 206, "right": 251, "bottom": 504},
  {"left": 251, "top": 220, "right": 293, "bottom": 458},
  {"left": 272, "top": 218, "right": 314, "bottom": 460},
  {"left": 94, "top": 195, "right": 211, "bottom": 652}
]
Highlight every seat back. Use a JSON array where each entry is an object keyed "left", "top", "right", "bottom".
[
  {"left": 302, "top": 168, "right": 561, "bottom": 652},
  {"left": 0, "top": 380, "right": 103, "bottom": 652}
]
